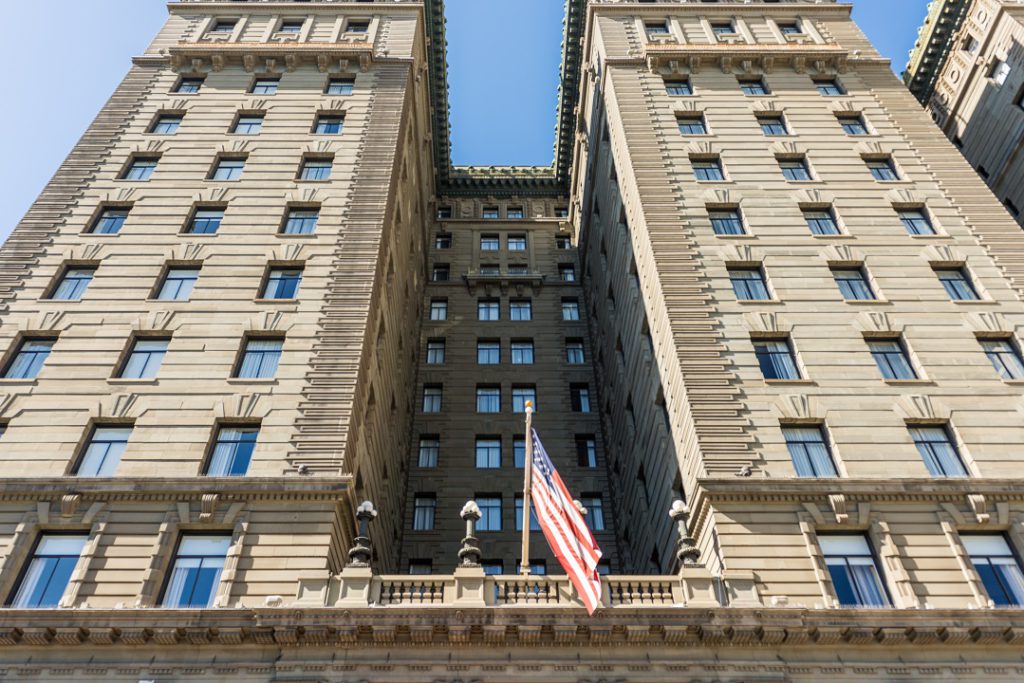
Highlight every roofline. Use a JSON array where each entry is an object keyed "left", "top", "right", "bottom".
[{"left": 902, "top": 0, "right": 972, "bottom": 104}]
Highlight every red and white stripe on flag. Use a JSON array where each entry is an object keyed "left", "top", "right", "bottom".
[{"left": 530, "top": 429, "right": 603, "bottom": 614}]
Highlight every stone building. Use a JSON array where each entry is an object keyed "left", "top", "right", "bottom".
[
  {"left": 0, "top": 0, "right": 1023, "bottom": 681},
  {"left": 905, "top": 0, "right": 1024, "bottom": 225}
]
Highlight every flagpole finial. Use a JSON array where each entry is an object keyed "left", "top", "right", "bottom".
[{"left": 525, "top": 400, "right": 534, "bottom": 414}]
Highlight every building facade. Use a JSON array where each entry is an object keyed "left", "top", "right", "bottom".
[
  {"left": 0, "top": 0, "right": 1023, "bottom": 681},
  {"left": 905, "top": 0, "right": 1024, "bottom": 225}
]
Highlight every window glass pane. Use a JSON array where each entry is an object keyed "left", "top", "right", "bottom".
[
  {"left": 422, "top": 386, "right": 442, "bottom": 412},
  {"left": 121, "top": 339, "right": 168, "bottom": 379},
  {"left": 158, "top": 268, "right": 199, "bottom": 301},
  {"left": 175, "top": 78, "right": 203, "bottom": 94},
  {"left": 162, "top": 536, "right": 230, "bottom": 608},
  {"left": 512, "top": 341, "right": 534, "bottom": 364},
  {"left": 868, "top": 339, "right": 917, "bottom": 380},
  {"left": 237, "top": 339, "right": 283, "bottom": 378},
  {"left": 188, "top": 209, "right": 224, "bottom": 234},
  {"left": 898, "top": 210, "right": 935, "bottom": 235},
  {"left": 315, "top": 116, "right": 344, "bottom": 134},
  {"left": 77, "top": 427, "right": 132, "bottom": 477},
  {"left": 665, "top": 79, "right": 692, "bottom": 96},
  {"left": 780, "top": 159, "right": 811, "bottom": 181},
  {"left": 11, "top": 535, "right": 88, "bottom": 608},
  {"left": 92, "top": 208, "right": 129, "bottom": 235},
  {"left": 753, "top": 339, "right": 800, "bottom": 379},
  {"left": 123, "top": 158, "right": 157, "bottom": 180},
  {"left": 211, "top": 159, "right": 245, "bottom": 181},
  {"left": 430, "top": 300, "right": 448, "bottom": 321},
  {"left": 52, "top": 268, "right": 95, "bottom": 300},
  {"left": 740, "top": 80, "right": 769, "bottom": 95},
  {"left": 910, "top": 426, "right": 967, "bottom": 477},
  {"left": 819, "top": 535, "right": 888, "bottom": 607},
  {"left": 758, "top": 116, "right": 788, "bottom": 135},
  {"left": 783, "top": 426, "right": 837, "bottom": 477},
  {"left": 936, "top": 269, "right": 979, "bottom": 300},
  {"left": 6, "top": 339, "right": 55, "bottom": 379},
  {"left": 151, "top": 115, "right": 182, "bottom": 134},
  {"left": 263, "top": 269, "right": 302, "bottom": 299},
  {"left": 477, "top": 341, "right": 500, "bottom": 364},
  {"left": 251, "top": 79, "right": 279, "bottom": 94},
  {"left": 413, "top": 497, "right": 435, "bottom": 530},
  {"left": 232, "top": 115, "right": 264, "bottom": 134},
  {"left": 326, "top": 78, "right": 354, "bottom": 95},
  {"left": 475, "top": 439, "right": 501, "bottom": 468},
  {"left": 512, "top": 387, "right": 536, "bottom": 413},
  {"left": 476, "top": 497, "right": 502, "bottom": 531},
  {"left": 804, "top": 209, "right": 840, "bottom": 235},
  {"left": 729, "top": 268, "right": 770, "bottom": 300},
  {"left": 562, "top": 300, "right": 580, "bottom": 320},
  {"left": 833, "top": 269, "right": 875, "bottom": 300},
  {"left": 300, "top": 159, "right": 332, "bottom": 181},
  {"left": 839, "top": 116, "right": 868, "bottom": 135},
  {"left": 207, "top": 427, "right": 259, "bottom": 476},
  {"left": 477, "top": 387, "right": 500, "bottom": 413},
  {"left": 677, "top": 116, "right": 707, "bottom": 135},
  {"left": 283, "top": 209, "right": 318, "bottom": 235},
  {"left": 867, "top": 159, "right": 899, "bottom": 180},
  {"left": 510, "top": 300, "right": 532, "bottom": 320},
  {"left": 982, "top": 339, "right": 1024, "bottom": 380},
  {"left": 693, "top": 160, "right": 724, "bottom": 181},
  {"left": 709, "top": 209, "right": 744, "bottom": 235},
  {"left": 418, "top": 437, "right": 439, "bottom": 468}
]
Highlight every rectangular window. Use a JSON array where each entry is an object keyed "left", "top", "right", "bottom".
[
  {"left": 426, "top": 339, "right": 445, "bottom": 364},
  {"left": 935, "top": 267, "right": 980, "bottom": 300},
  {"left": 832, "top": 267, "right": 875, "bottom": 301},
  {"left": 677, "top": 115, "right": 708, "bottom": 135},
  {"left": 407, "top": 559, "right": 433, "bottom": 574},
  {"left": 562, "top": 298, "right": 580, "bottom": 321},
  {"left": 665, "top": 78, "right": 692, "bottom": 96},
  {"left": 981, "top": 339, "right": 1024, "bottom": 380},
  {"left": 158, "top": 268, "right": 199, "bottom": 301},
  {"left": 482, "top": 207, "right": 499, "bottom": 219},
  {"left": 299, "top": 158, "right": 333, "bottom": 181},
  {"left": 413, "top": 495, "right": 436, "bottom": 531},
  {"left": 430, "top": 299, "right": 448, "bottom": 321},
  {"left": 556, "top": 235, "right": 572, "bottom": 249},
  {"left": 346, "top": 20, "right": 370, "bottom": 33},
  {"left": 151, "top": 114, "right": 182, "bottom": 135},
  {"left": 709, "top": 208, "right": 744, "bottom": 235},
  {"left": 482, "top": 560, "right": 503, "bottom": 575},
  {"left": 508, "top": 264, "right": 528, "bottom": 276},
  {"left": 576, "top": 436, "right": 597, "bottom": 468},
  {"left": 250, "top": 78, "right": 279, "bottom": 95},
  {"left": 477, "top": 340, "right": 500, "bottom": 365},
  {"left": 232, "top": 114, "right": 264, "bottom": 135},
  {"left": 513, "top": 435, "right": 526, "bottom": 468},
  {"left": 962, "top": 535, "right": 1024, "bottom": 606},
  {"left": 757, "top": 115, "right": 788, "bottom": 136},
  {"left": 513, "top": 386, "right": 537, "bottom": 413},
  {"left": 50, "top": 267, "right": 95, "bottom": 300},
  {"left": 475, "top": 438, "right": 501, "bottom": 469},
  {"left": 558, "top": 265, "right": 576, "bottom": 282},
  {"left": 570, "top": 384, "right": 590, "bottom": 412},
  {"left": 897, "top": 209, "right": 935, "bottom": 235},
  {"left": 90, "top": 207, "right": 129, "bottom": 235},
  {"left": 803, "top": 208, "right": 840, "bottom": 235},
  {"left": 555, "top": 207, "right": 569, "bottom": 218},
  {"left": 278, "top": 18, "right": 304, "bottom": 33},
  {"left": 119, "top": 338, "right": 168, "bottom": 379},
  {"left": 121, "top": 157, "right": 158, "bottom": 181},
  {"left": 210, "top": 19, "right": 237, "bottom": 33},
  {"left": 729, "top": 267, "right": 771, "bottom": 301},
  {"left": 314, "top": 115, "right": 344, "bottom": 135},
  {"left": 175, "top": 77, "right": 204, "bottom": 94},
  {"left": 510, "top": 299, "right": 532, "bottom": 321},
  {"left": 417, "top": 436, "right": 439, "bottom": 468},
  {"left": 479, "top": 264, "right": 500, "bottom": 276},
  {"left": 476, "top": 496, "right": 502, "bottom": 531},
  {"left": 207, "top": 426, "right": 259, "bottom": 476},
  {"left": 582, "top": 496, "right": 605, "bottom": 531},
  {"left": 815, "top": 79, "right": 845, "bottom": 96},
  {"left": 990, "top": 59, "right": 1011, "bottom": 86},
  {"left": 868, "top": 339, "right": 917, "bottom": 380},
  {"left": 477, "top": 386, "right": 500, "bottom": 413},
  {"left": 478, "top": 298, "right": 500, "bottom": 321},
  {"left": 326, "top": 77, "right": 355, "bottom": 95},
  {"left": 710, "top": 21, "right": 735, "bottom": 37},
  {"left": 753, "top": 338, "right": 801, "bottom": 380},
  {"left": 739, "top": 79, "right": 769, "bottom": 96},
  {"left": 431, "top": 264, "right": 449, "bottom": 282},
  {"left": 161, "top": 536, "right": 231, "bottom": 608},
  {"left": 783, "top": 425, "right": 838, "bottom": 477},
  {"left": 819, "top": 535, "right": 889, "bottom": 607},
  {"left": 514, "top": 495, "right": 541, "bottom": 532},
  {"left": 778, "top": 21, "right": 802, "bottom": 35},
  {"left": 235, "top": 338, "right": 283, "bottom": 379},
  {"left": 210, "top": 157, "right": 245, "bottom": 181},
  {"left": 645, "top": 21, "right": 670, "bottom": 36},
  {"left": 480, "top": 234, "right": 500, "bottom": 251},
  {"left": 507, "top": 234, "right": 527, "bottom": 251},
  {"left": 838, "top": 114, "right": 868, "bottom": 135},
  {"left": 507, "top": 207, "right": 524, "bottom": 219},
  {"left": 867, "top": 158, "right": 900, "bottom": 181},
  {"left": 5, "top": 338, "right": 55, "bottom": 379},
  {"left": 76, "top": 425, "right": 132, "bottom": 477},
  {"left": 512, "top": 339, "right": 536, "bottom": 366},
  {"left": 566, "top": 339, "right": 585, "bottom": 364},
  {"left": 262, "top": 269, "right": 302, "bottom": 299},
  {"left": 693, "top": 159, "right": 725, "bottom": 181},
  {"left": 780, "top": 158, "right": 812, "bottom": 181},
  {"left": 422, "top": 385, "right": 442, "bottom": 413},
  {"left": 186, "top": 208, "right": 225, "bottom": 234},
  {"left": 282, "top": 208, "right": 318, "bottom": 235},
  {"left": 434, "top": 233, "right": 452, "bottom": 249},
  {"left": 910, "top": 425, "right": 968, "bottom": 477},
  {"left": 9, "top": 535, "right": 87, "bottom": 608}
]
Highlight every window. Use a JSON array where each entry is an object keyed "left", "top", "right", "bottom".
[
  {"left": 431, "top": 264, "right": 449, "bottom": 282},
  {"left": 50, "top": 267, "right": 95, "bottom": 300},
  {"left": 426, "top": 339, "right": 445, "bottom": 365},
  {"left": 757, "top": 115, "right": 788, "bottom": 136},
  {"left": 282, "top": 208, "right": 318, "bottom": 235},
  {"left": 186, "top": 208, "right": 225, "bottom": 234},
  {"left": 815, "top": 79, "right": 845, "bottom": 96},
  {"left": 476, "top": 496, "right": 502, "bottom": 531},
  {"left": 570, "top": 384, "right": 590, "bottom": 412},
  {"left": 866, "top": 158, "right": 899, "bottom": 181},
  {"left": 779, "top": 158, "right": 812, "bottom": 181},
  {"left": 963, "top": 35, "right": 980, "bottom": 54},
  {"left": 479, "top": 264, "right": 500, "bottom": 276},
  {"left": 209, "top": 19, "right": 237, "bottom": 33},
  {"left": 9, "top": 535, "right": 87, "bottom": 608},
  {"left": 511, "top": 340, "right": 534, "bottom": 365},
  {"left": 778, "top": 21, "right": 802, "bottom": 35},
  {"left": 478, "top": 298, "right": 500, "bottom": 321},
  {"left": 210, "top": 157, "right": 245, "bottom": 181},
  {"left": 346, "top": 19, "right": 370, "bottom": 33},
  {"left": 935, "top": 267, "right": 980, "bottom": 301},
  {"left": 507, "top": 207, "right": 524, "bottom": 219},
  {"left": 278, "top": 18, "right": 304, "bottom": 33},
  {"left": 513, "top": 436, "right": 526, "bottom": 468},
  {"left": 508, "top": 264, "right": 528, "bottom": 276},
  {"left": 710, "top": 21, "right": 735, "bottom": 37},
  {"left": 514, "top": 495, "right": 541, "bottom": 532},
  {"left": 89, "top": 207, "right": 129, "bottom": 235},
  {"left": 819, "top": 535, "right": 889, "bottom": 607},
  {"left": 231, "top": 114, "right": 264, "bottom": 135},
  {"left": 250, "top": 78, "right": 279, "bottom": 95},
  {"left": 408, "top": 560, "right": 432, "bottom": 575},
  {"left": 422, "top": 385, "right": 442, "bottom": 413},
  {"left": 513, "top": 386, "right": 536, "bottom": 413},
  {"left": 151, "top": 114, "right": 182, "bottom": 135},
  {"left": 235, "top": 338, "right": 283, "bottom": 379},
  {"left": 175, "top": 77, "right": 204, "bottom": 94},
  {"left": 119, "top": 338, "right": 168, "bottom": 379},
  {"left": 206, "top": 426, "right": 258, "bottom": 476},
  {"left": 982, "top": 339, "right": 1024, "bottom": 380},
  {"left": 262, "top": 268, "right": 302, "bottom": 299},
  {"left": 645, "top": 21, "right": 670, "bottom": 36},
  {"left": 510, "top": 299, "right": 532, "bottom": 321},
  {"left": 475, "top": 438, "right": 501, "bottom": 469},
  {"left": 725, "top": 265, "right": 770, "bottom": 299},
  {"left": 477, "top": 340, "right": 500, "bottom": 365},
  {"left": 517, "top": 561, "right": 547, "bottom": 575},
  {"left": 677, "top": 115, "right": 708, "bottom": 135},
  {"left": 299, "top": 157, "right": 333, "bottom": 181},
  {"left": 990, "top": 59, "right": 1011, "bottom": 86},
  {"left": 709, "top": 208, "right": 744, "bottom": 235},
  {"left": 962, "top": 535, "right": 1024, "bottom": 606},
  {"left": 477, "top": 386, "right": 500, "bottom": 413},
  {"left": 753, "top": 338, "right": 801, "bottom": 380},
  {"left": 693, "top": 158, "right": 725, "bottom": 181},
  {"left": 558, "top": 264, "right": 576, "bottom": 282},
  {"left": 803, "top": 208, "right": 840, "bottom": 235},
  {"left": 5, "top": 338, "right": 54, "bottom": 379},
  {"left": 413, "top": 495, "right": 436, "bottom": 531},
  {"left": 76, "top": 426, "right": 132, "bottom": 477},
  {"left": 868, "top": 339, "right": 917, "bottom": 380},
  {"left": 782, "top": 426, "right": 838, "bottom": 477},
  {"left": 556, "top": 235, "right": 572, "bottom": 249},
  {"left": 482, "top": 560, "right": 503, "bottom": 576},
  {"left": 314, "top": 115, "right": 344, "bottom": 135},
  {"left": 665, "top": 78, "right": 692, "bottom": 96},
  {"left": 562, "top": 298, "right": 580, "bottom": 321},
  {"left": 430, "top": 299, "right": 448, "bottom": 321},
  {"left": 482, "top": 206, "right": 499, "bottom": 219},
  {"left": 897, "top": 209, "right": 935, "bottom": 235},
  {"left": 326, "top": 77, "right": 355, "bottom": 95},
  {"left": 739, "top": 79, "right": 769, "bottom": 96},
  {"left": 157, "top": 268, "right": 199, "bottom": 301},
  {"left": 832, "top": 267, "right": 875, "bottom": 301},
  {"left": 566, "top": 339, "right": 585, "bottom": 364},
  {"left": 507, "top": 234, "right": 527, "bottom": 251},
  {"left": 582, "top": 496, "right": 605, "bottom": 531},
  {"left": 576, "top": 436, "right": 597, "bottom": 467},
  {"left": 417, "top": 436, "right": 439, "bottom": 468},
  {"left": 161, "top": 536, "right": 231, "bottom": 608},
  {"left": 910, "top": 425, "right": 967, "bottom": 477},
  {"left": 480, "top": 234, "right": 500, "bottom": 251},
  {"left": 555, "top": 207, "right": 569, "bottom": 218},
  {"left": 121, "top": 157, "right": 157, "bottom": 181},
  {"left": 1006, "top": 198, "right": 1021, "bottom": 218},
  {"left": 434, "top": 233, "right": 452, "bottom": 249},
  {"left": 838, "top": 114, "right": 868, "bottom": 135}
]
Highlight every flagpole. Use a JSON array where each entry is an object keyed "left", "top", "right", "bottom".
[{"left": 520, "top": 400, "right": 534, "bottom": 576}]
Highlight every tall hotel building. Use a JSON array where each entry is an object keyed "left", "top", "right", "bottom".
[{"left": 0, "top": 0, "right": 1023, "bottom": 680}]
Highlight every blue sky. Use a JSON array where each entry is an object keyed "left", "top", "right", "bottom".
[{"left": 0, "top": 0, "right": 929, "bottom": 237}]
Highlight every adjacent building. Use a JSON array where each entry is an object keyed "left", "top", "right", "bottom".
[{"left": 0, "top": 0, "right": 1023, "bottom": 681}]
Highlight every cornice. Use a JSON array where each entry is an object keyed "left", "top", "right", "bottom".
[
  {"left": 588, "top": 1, "right": 853, "bottom": 17},
  {"left": 902, "top": 0, "right": 972, "bottom": 104},
  {"left": 0, "top": 477, "right": 350, "bottom": 502},
  {"left": 696, "top": 477, "right": 1024, "bottom": 502}
]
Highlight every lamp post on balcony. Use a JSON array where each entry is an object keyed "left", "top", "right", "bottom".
[
  {"left": 670, "top": 500, "right": 700, "bottom": 567},
  {"left": 458, "top": 500, "right": 482, "bottom": 568},
  {"left": 346, "top": 500, "right": 377, "bottom": 569}
]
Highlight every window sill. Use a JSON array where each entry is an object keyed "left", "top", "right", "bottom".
[
  {"left": 784, "top": 180, "right": 823, "bottom": 185},
  {"left": 695, "top": 180, "right": 735, "bottom": 185},
  {"left": 873, "top": 180, "right": 913, "bottom": 185},
  {"left": 0, "top": 379, "right": 37, "bottom": 386},
  {"left": 713, "top": 233, "right": 755, "bottom": 239},
  {"left": 810, "top": 234, "right": 854, "bottom": 240},
  {"left": 843, "top": 299, "right": 891, "bottom": 305},
  {"left": 206, "top": 179, "right": 241, "bottom": 183},
  {"left": 79, "top": 232, "right": 121, "bottom": 238},
  {"left": 764, "top": 379, "right": 815, "bottom": 386},
  {"left": 882, "top": 379, "right": 934, "bottom": 386},
  {"left": 226, "top": 378, "right": 279, "bottom": 385},
  {"left": 294, "top": 179, "right": 332, "bottom": 184},
  {"left": 254, "top": 298, "right": 299, "bottom": 304},
  {"left": 117, "top": 179, "right": 152, "bottom": 183},
  {"left": 736, "top": 299, "right": 783, "bottom": 305},
  {"left": 952, "top": 300, "right": 996, "bottom": 305},
  {"left": 276, "top": 233, "right": 317, "bottom": 239},
  {"left": 177, "top": 232, "right": 219, "bottom": 238},
  {"left": 108, "top": 378, "right": 159, "bottom": 386},
  {"left": 909, "top": 233, "right": 951, "bottom": 240},
  {"left": 1003, "top": 379, "right": 1024, "bottom": 386}
]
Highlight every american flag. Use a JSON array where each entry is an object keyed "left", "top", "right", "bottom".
[{"left": 530, "top": 429, "right": 603, "bottom": 614}]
